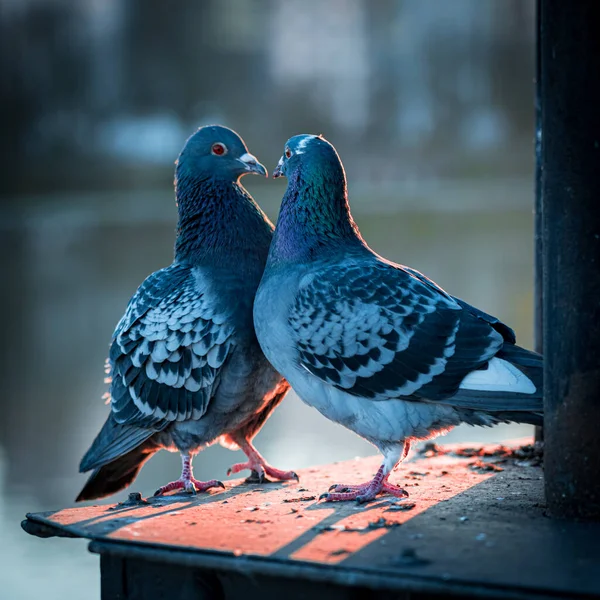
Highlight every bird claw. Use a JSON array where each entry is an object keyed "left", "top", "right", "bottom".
[
  {"left": 384, "top": 483, "right": 409, "bottom": 498},
  {"left": 320, "top": 479, "right": 409, "bottom": 503},
  {"left": 328, "top": 483, "right": 353, "bottom": 492},
  {"left": 153, "top": 478, "right": 224, "bottom": 497},
  {"left": 227, "top": 460, "right": 299, "bottom": 483},
  {"left": 328, "top": 482, "right": 368, "bottom": 494},
  {"left": 245, "top": 470, "right": 266, "bottom": 484}
]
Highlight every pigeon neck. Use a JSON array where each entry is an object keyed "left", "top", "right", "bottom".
[
  {"left": 174, "top": 173, "right": 272, "bottom": 266},
  {"left": 268, "top": 168, "right": 364, "bottom": 266}
]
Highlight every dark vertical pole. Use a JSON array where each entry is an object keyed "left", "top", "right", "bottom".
[
  {"left": 541, "top": 0, "right": 600, "bottom": 520},
  {"left": 533, "top": 0, "right": 543, "bottom": 444}
]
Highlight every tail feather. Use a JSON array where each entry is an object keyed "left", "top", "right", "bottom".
[
  {"left": 76, "top": 440, "right": 160, "bottom": 501},
  {"left": 443, "top": 344, "right": 543, "bottom": 415},
  {"left": 497, "top": 343, "right": 543, "bottom": 382},
  {"left": 80, "top": 414, "right": 159, "bottom": 472},
  {"left": 457, "top": 407, "right": 543, "bottom": 427},
  {"left": 77, "top": 414, "right": 162, "bottom": 502},
  {"left": 492, "top": 410, "right": 543, "bottom": 426}
]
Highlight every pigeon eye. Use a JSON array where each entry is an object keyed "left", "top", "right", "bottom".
[
  {"left": 211, "top": 143, "right": 227, "bottom": 156},
  {"left": 285, "top": 148, "right": 292, "bottom": 159}
]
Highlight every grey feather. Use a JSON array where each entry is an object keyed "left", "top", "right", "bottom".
[
  {"left": 289, "top": 260, "right": 513, "bottom": 407},
  {"left": 79, "top": 414, "right": 161, "bottom": 473},
  {"left": 109, "top": 264, "right": 235, "bottom": 428},
  {"left": 77, "top": 437, "right": 161, "bottom": 502}
]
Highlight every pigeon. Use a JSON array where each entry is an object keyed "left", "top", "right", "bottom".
[
  {"left": 253, "top": 134, "right": 543, "bottom": 503},
  {"left": 77, "top": 125, "right": 297, "bottom": 502}
]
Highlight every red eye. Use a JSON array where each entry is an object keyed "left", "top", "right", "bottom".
[
  {"left": 211, "top": 143, "right": 227, "bottom": 156},
  {"left": 285, "top": 148, "right": 292, "bottom": 158}
]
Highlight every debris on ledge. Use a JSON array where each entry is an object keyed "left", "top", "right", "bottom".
[{"left": 21, "top": 440, "right": 600, "bottom": 600}]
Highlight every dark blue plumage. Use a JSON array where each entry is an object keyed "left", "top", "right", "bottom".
[
  {"left": 77, "top": 126, "right": 296, "bottom": 502},
  {"left": 254, "top": 134, "right": 543, "bottom": 503}
]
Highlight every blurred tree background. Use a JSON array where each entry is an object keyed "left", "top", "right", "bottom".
[{"left": 1, "top": 0, "right": 534, "bottom": 195}]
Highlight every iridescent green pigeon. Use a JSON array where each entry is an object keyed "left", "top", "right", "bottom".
[
  {"left": 77, "top": 126, "right": 297, "bottom": 502},
  {"left": 254, "top": 134, "right": 543, "bottom": 503}
]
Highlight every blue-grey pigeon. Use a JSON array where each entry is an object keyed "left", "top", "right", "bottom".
[
  {"left": 253, "top": 134, "right": 542, "bottom": 503},
  {"left": 77, "top": 126, "right": 296, "bottom": 501}
]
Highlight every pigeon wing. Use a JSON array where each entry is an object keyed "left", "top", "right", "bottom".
[
  {"left": 402, "top": 265, "right": 516, "bottom": 344},
  {"left": 289, "top": 261, "right": 503, "bottom": 403},
  {"left": 108, "top": 263, "right": 235, "bottom": 427}
]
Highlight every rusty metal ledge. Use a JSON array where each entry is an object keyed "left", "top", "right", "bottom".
[{"left": 22, "top": 441, "right": 600, "bottom": 600}]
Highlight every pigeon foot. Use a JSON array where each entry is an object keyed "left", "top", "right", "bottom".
[
  {"left": 154, "top": 477, "right": 224, "bottom": 497},
  {"left": 228, "top": 440, "right": 299, "bottom": 482},
  {"left": 319, "top": 464, "right": 408, "bottom": 503},
  {"left": 228, "top": 461, "right": 298, "bottom": 482},
  {"left": 154, "top": 452, "right": 224, "bottom": 496}
]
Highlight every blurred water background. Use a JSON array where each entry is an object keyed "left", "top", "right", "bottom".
[{"left": 1, "top": 0, "right": 536, "bottom": 598}]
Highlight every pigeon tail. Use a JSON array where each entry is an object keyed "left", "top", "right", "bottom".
[
  {"left": 496, "top": 343, "right": 543, "bottom": 387},
  {"left": 489, "top": 410, "right": 543, "bottom": 426},
  {"left": 444, "top": 343, "right": 543, "bottom": 416},
  {"left": 76, "top": 439, "right": 160, "bottom": 501},
  {"left": 79, "top": 414, "right": 160, "bottom": 473}
]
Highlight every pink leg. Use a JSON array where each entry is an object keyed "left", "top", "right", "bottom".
[
  {"left": 227, "top": 440, "right": 298, "bottom": 483},
  {"left": 320, "top": 443, "right": 410, "bottom": 503},
  {"left": 154, "top": 453, "right": 224, "bottom": 496}
]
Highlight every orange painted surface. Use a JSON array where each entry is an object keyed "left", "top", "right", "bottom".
[{"left": 37, "top": 441, "right": 532, "bottom": 562}]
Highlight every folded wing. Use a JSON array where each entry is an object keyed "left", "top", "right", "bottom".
[
  {"left": 109, "top": 263, "right": 236, "bottom": 427},
  {"left": 289, "top": 260, "right": 538, "bottom": 411}
]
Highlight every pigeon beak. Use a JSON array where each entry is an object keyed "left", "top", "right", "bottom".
[
  {"left": 238, "top": 153, "right": 267, "bottom": 177},
  {"left": 273, "top": 157, "right": 284, "bottom": 178}
]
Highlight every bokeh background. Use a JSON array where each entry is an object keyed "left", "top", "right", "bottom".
[{"left": 1, "top": 0, "right": 536, "bottom": 598}]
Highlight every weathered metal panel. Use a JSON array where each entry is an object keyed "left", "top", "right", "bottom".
[
  {"left": 23, "top": 443, "right": 600, "bottom": 598},
  {"left": 540, "top": 0, "right": 600, "bottom": 520}
]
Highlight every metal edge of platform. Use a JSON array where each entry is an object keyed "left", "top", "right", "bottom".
[{"left": 86, "top": 536, "right": 579, "bottom": 600}]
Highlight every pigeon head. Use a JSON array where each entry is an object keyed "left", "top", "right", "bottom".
[
  {"left": 273, "top": 134, "right": 342, "bottom": 182},
  {"left": 268, "top": 134, "right": 363, "bottom": 264},
  {"left": 173, "top": 125, "right": 272, "bottom": 264},
  {"left": 176, "top": 125, "right": 267, "bottom": 182}
]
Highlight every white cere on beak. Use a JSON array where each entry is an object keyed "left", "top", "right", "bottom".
[
  {"left": 237, "top": 152, "right": 267, "bottom": 176},
  {"left": 239, "top": 153, "right": 258, "bottom": 166}
]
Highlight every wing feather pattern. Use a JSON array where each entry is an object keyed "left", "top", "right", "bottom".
[
  {"left": 289, "top": 261, "right": 504, "bottom": 405},
  {"left": 108, "top": 264, "right": 235, "bottom": 427}
]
